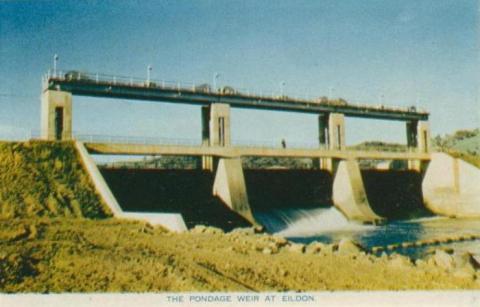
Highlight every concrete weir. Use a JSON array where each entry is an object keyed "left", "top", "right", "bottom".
[{"left": 423, "top": 153, "right": 480, "bottom": 217}]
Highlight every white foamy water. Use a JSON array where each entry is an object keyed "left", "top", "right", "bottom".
[{"left": 266, "top": 207, "right": 375, "bottom": 237}]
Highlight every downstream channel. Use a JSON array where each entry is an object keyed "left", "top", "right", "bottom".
[{"left": 99, "top": 167, "right": 480, "bottom": 259}]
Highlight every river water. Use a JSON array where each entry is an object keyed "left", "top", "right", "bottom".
[{"left": 254, "top": 207, "right": 480, "bottom": 259}]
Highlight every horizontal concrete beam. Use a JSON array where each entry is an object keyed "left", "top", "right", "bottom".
[
  {"left": 46, "top": 78, "right": 429, "bottom": 121},
  {"left": 84, "top": 142, "right": 431, "bottom": 161}
]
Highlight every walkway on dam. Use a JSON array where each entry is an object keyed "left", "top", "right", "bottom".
[
  {"left": 80, "top": 135, "right": 431, "bottom": 161},
  {"left": 43, "top": 70, "right": 428, "bottom": 121}
]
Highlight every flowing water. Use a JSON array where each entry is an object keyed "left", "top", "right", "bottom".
[{"left": 254, "top": 207, "right": 480, "bottom": 259}]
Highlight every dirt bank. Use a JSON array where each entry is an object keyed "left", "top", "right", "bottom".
[
  {"left": 1, "top": 218, "right": 479, "bottom": 292},
  {"left": 0, "top": 141, "right": 111, "bottom": 219}
]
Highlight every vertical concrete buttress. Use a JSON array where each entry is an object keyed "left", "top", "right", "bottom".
[
  {"left": 333, "top": 159, "right": 383, "bottom": 223},
  {"left": 41, "top": 90, "right": 73, "bottom": 140},
  {"left": 213, "top": 158, "right": 256, "bottom": 225}
]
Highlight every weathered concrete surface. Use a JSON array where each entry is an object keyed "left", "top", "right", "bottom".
[
  {"left": 75, "top": 142, "right": 123, "bottom": 215},
  {"left": 213, "top": 158, "right": 256, "bottom": 224},
  {"left": 41, "top": 90, "right": 72, "bottom": 140},
  {"left": 121, "top": 212, "right": 187, "bottom": 232},
  {"left": 407, "top": 120, "right": 431, "bottom": 171},
  {"left": 85, "top": 142, "right": 431, "bottom": 161},
  {"left": 333, "top": 159, "right": 383, "bottom": 223},
  {"left": 328, "top": 113, "right": 345, "bottom": 150},
  {"left": 423, "top": 153, "right": 480, "bottom": 217},
  {"left": 209, "top": 103, "right": 231, "bottom": 147},
  {"left": 76, "top": 142, "right": 188, "bottom": 232},
  {"left": 322, "top": 113, "right": 345, "bottom": 172},
  {"left": 200, "top": 103, "right": 231, "bottom": 171},
  {"left": 201, "top": 105, "right": 213, "bottom": 170},
  {"left": 417, "top": 121, "right": 430, "bottom": 154}
]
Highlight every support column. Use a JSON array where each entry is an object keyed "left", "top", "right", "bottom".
[
  {"left": 213, "top": 158, "right": 256, "bottom": 225},
  {"left": 314, "top": 113, "right": 329, "bottom": 169},
  {"left": 201, "top": 106, "right": 213, "bottom": 170},
  {"left": 41, "top": 90, "right": 72, "bottom": 140},
  {"left": 407, "top": 120, "right": 430, "bottom": 171},
  {"left": 406, "top": 120, "right": 419, "bottom": 171},
  {"left": 324, "top": 113, "right": 345, "bottom": 172},
  {"left": 209, "top": 103, "right": 231, "bottom": 147},
  {"left": 328, "top": 113, "right": 345, "bottom": 150},
  {"left": 201, "top": 103, "right": 231, "bottom": 171},
  {"left": 417, "top": 121, "right": 430, "bottom": 154}
]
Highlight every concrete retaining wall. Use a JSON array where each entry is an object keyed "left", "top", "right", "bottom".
[
  {"left": 423, "top": 153, "right": 480, "bottom": 217},
  {"left": 75, "top": 142, "right": 188, "bottom": 232}
]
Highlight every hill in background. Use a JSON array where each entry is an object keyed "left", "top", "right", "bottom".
[{"left": 432, "top": 128, "right": 480, "bottom": 167}]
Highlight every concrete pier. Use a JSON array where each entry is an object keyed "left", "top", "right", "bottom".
[
  {"left": 201, "top": 106, "right": 213, "bottom": 170},
  {"left": 315, "top": 113, "right": 329, "bottom": 169},
  {"left": 332, "top": 159, "right": 383, "bottom": 223},
  {"left": 202, "top": 103, "right": 231, "bottom": 171},
  {"left": 213, "top": 158, "right": 256, "bottom": 224},
  {"left": 407, "top": 120, "right": 430, "bottom": 171},
  {"left": 423, "top": 153, "right": 480, "bottom": 217},
  {"left": 41, "top": 90, "right": 72, "bottom": 140},
  {"left": 324, "top": 113, "right": 345, "bottom": 172}
]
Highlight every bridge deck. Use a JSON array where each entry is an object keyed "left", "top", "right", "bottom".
[
  {"left": 45, "top": 72, "right": 428, "bottom": 121},
  {"left": 84, "top": 142, "right": 431, "bottom": 161}
]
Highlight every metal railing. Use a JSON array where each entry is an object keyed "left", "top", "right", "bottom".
[
  {"left": 75, "top": 133, "right": 201, "bottom": 146},
  {"left": 43, "top": 69, "right": 428, "bottom": 115},
  {"left": 71, "top": 133, "right": 413, "bottom": 153}
]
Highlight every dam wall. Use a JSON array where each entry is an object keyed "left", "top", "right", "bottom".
[
  {"left": 99, "top": 168, "right": 251, "bottom": 231},
  {"left": 94, "top": 163, "right": 437, "bottom": 229},
  {"left": 75, "top": 142, "right": 480, "bottom": 230},
  {"left": 361, "top": 169, "right": 431, "bottom": 219},
  {"left": 423, "top": 153, "right": 480, "bottom": 217},
  {"left": 244, "top": 169, "right": 333, "bottom": 212}
]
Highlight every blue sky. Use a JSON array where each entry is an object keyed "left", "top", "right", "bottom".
[{"left": 0, "top": 0, "right": 478, "bottom": 145}]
